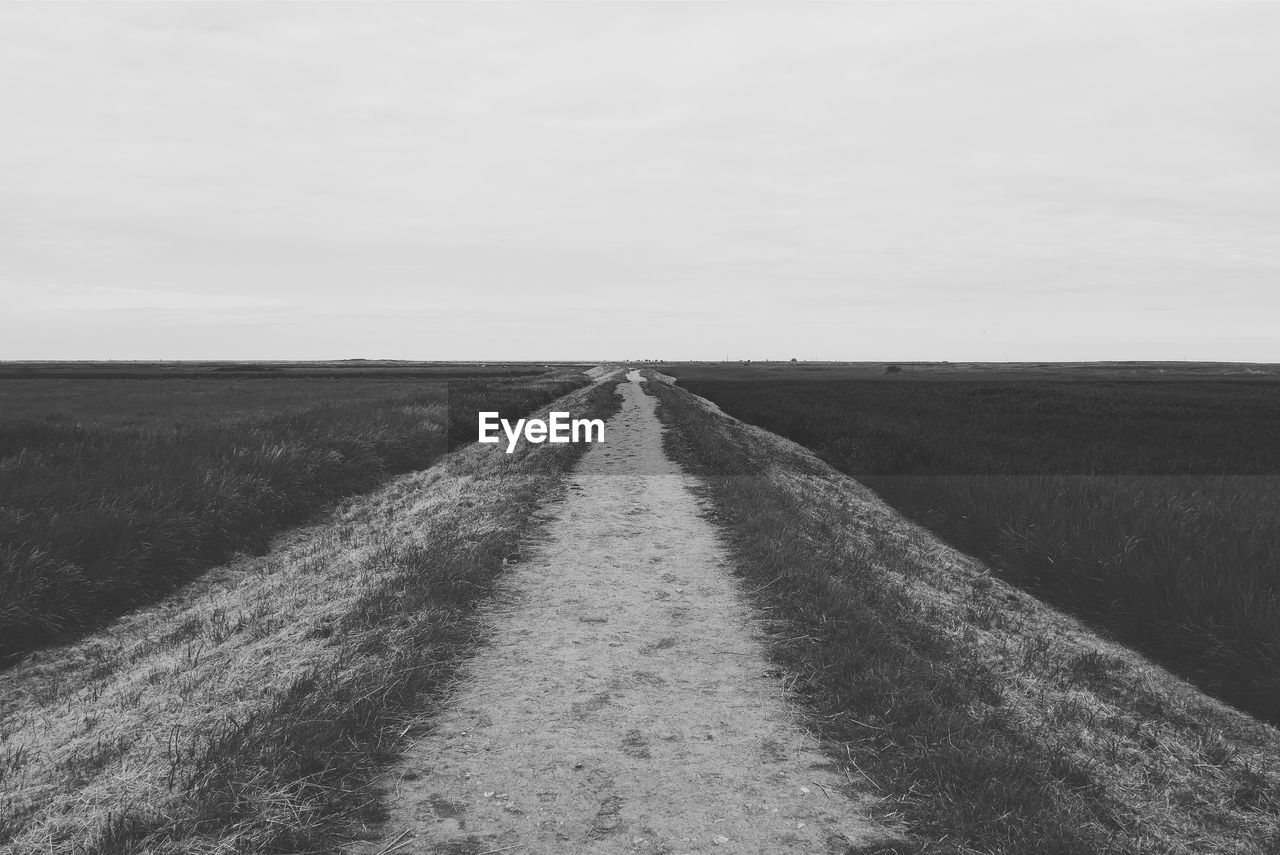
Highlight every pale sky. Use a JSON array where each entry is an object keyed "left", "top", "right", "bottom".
[{"left": 2, "top": 2, "right": 1278, "bottom": 361}]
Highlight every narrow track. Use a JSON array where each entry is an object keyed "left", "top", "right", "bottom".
[{"left": 353, "top": 372, "right": 877, "bottom": 854}]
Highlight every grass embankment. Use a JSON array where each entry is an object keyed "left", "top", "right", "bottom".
[
  {"left": 664, "top": 370, "right": 1280, "bottom": 725},
  {"left": 646, "top": 374, "right": 1280, "bottom": 855},
  {"left": 0, "top": 373, "right": 624, "bottom": 854},
  {"left": 0, "top": 371, "right": 587, "bottom": 663}
]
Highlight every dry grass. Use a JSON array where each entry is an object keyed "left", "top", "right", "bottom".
[
  {"left": 661, "top": 370, "right": 1280, "bottom": 724},
  {"left": 646, "top": 372, "right": 1280, "bottom": 854},
  {"left": 0, "top": 370, "right": 586, "bottom": 661},
  {"left": 0, "top": 374, "right": 624, "bottom": 854}
]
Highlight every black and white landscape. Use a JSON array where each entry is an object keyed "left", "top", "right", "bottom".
[{"left": 2, "top": 4, "right": 1279, "bottom": 854}]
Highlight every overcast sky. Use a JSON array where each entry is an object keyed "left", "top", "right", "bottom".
[{"left": 2, "top": 2, "right": 1278, "bottom": 361}]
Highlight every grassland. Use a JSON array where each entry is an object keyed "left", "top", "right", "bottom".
[
  {"left": 0, "top": 363, "right": 589, "bottom": 663},
  {"left": 0, "top": 372, "right": 623, "bottom": 854},
  {"left": 646, "top": 371, "right": 1280, "bottom": 854},
  {"left": 658, "top": 363, "right": 1280, "bottom": 727}
]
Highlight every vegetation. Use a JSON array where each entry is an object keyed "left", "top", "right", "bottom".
[
  {"left": 0, "top": 360, "right": 557, "bottom": 382},
  {"left": 0, "top": 375, "right": 623, "bottom": 854},
  {"left": 646, "top": 373, "right": 1280, "bottom": 854},
  {"left": 0, "top": 368, "right": 589, "bottom": 663},
  {"left": 661, "top": 365, "right": 1280, "bottom": 726}
]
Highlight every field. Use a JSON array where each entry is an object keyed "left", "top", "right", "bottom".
[
  {"left": 646, "top": 372, "right": 1280, "bottom": 854},
  {"left": 0, "top": 363, "right": 590, "bottom": 663},
  {"left": 3, "top": 364, "right": 1279, "bottom": 855},
  {"left": 659, "top": 362, "right": 1280, "bottom": 725},
  {"left": 0, "top": 374, "right": 624, "bottom": 853}
]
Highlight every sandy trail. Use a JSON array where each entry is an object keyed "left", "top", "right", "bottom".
[{"left": 354, "top": 372, "right": 877, "bottom": 854}]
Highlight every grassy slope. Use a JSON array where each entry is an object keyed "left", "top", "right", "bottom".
[
  {"left": 645, "top": 373, "right": 1280, "bottom": 855},
  {"left": 0, "top": 371, "right": 587, "bottom": 662},
  {"left": 0, "top": 375, "right": 623, "bottom": 855},
  {"left": 663, "top": 370, "right": 1280, "bottom": 726}
]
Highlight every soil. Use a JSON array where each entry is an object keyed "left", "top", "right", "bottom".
[{"left": 351, "top": 371, "right": 880, "bottom": 854}]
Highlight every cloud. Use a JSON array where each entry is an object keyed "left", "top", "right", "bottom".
[
  {"left": 2, "top": 283, "right": 290, "bottom": 314},
  {"left": 1, "top": 3, "right": 1279, "bottom": 358}
]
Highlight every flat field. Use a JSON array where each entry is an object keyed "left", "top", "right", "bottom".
[
  {"left": 659, "top": 361, "right": 1280, "bottom": 725},
  {"left": 0, "top": 362, "right": 590, "bottom": 662},
  {"left": 4, "top": 365, "right": 1279, "bottom": 855},
  {"left": 0, "top": 375, "right": 623, "bottom": 854}
]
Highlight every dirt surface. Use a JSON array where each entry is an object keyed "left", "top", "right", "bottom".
[{"left": 352, "top": 372, "right": 880, "bottom": 854}]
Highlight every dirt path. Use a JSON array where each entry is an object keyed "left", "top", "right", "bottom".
[{"left": 354, "top": 372, "right": 879, "bottom": 854}]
